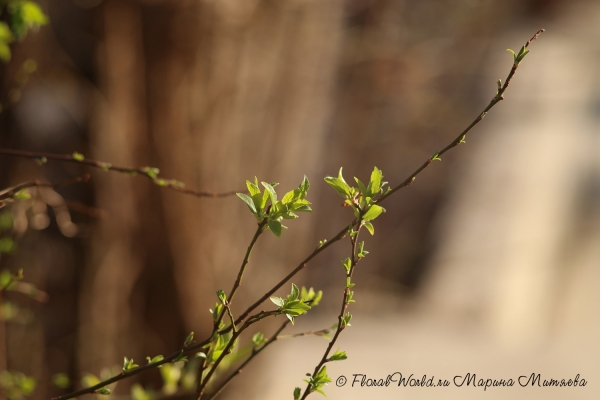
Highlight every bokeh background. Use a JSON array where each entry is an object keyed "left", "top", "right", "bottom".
[{"left": 1, "top": 0, "right": 599, "bottom": 399}]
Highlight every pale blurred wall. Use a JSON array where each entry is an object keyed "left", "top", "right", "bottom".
[{"left": 3, "top": 0, "right": 598, "bottom": 399}]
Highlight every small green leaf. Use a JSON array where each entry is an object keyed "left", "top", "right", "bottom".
[
  {"left": 216, "top": 289, "right": 226, "bottom": 304},
  {"left": 329, "top": 349, "right": 348, "bottom": 362},
  {"left": 368, "top": 166, "right": 383, "bottom": 195},
  {"left": 146, "top": 355, "right": 164, "bottom": 364},
  {"left": 251, "top": 332, "right": 266, "bottom": 347},
  {"left": 184, "top": 331, "right": 195, "bottom": 346},
  {"left": 431, "top": 151, "right": 441, "bottom": 162},
  {"left": 362, "top": 204, "right": 385, "bottom": 221},
  {"left": 100, "top": 162, "right": 112, "bottom": 171},
  {"left": 72, "top": 152, "right": 85, "bottom": 161},
  {"left": 237, "top": 193, "right": 258, "bottom": 215},
  {"left": 246, "top": 180, "right": 261, "bottom": 196},
  {"left": 173, "top": 350, "right": 188, "bottom": 363},
  {"left": 261, "top": 182, "right": 278, "bottom": 204},
  {"left": 96, "top": 388, "right": 111, "bottom": 395},
  {"left": 354, "top": 177, "right": 368, "bottom": 197},
  {"left": 294, "top": 387, "right": 301, "bottom": 400},
  {"left": 270, "top": 296, "right": 284, "bottom": 308},
  {"left": 363, "top": 221, "right": 374, "bottom": 235},
  {"left": 290, "top": 283, "right": 299, "bottom": 300},
  {"left": 341, "top": 257, "right": 352, "bottom": 273},
  {"left": 268, "top": 220, "right": 283, "bottom": 237},
  {"left": 142, "top": 166, "right": 160, "bottom": 179},
  {"left": 324, "top": 167, "right": 352, "bottom": 198}
]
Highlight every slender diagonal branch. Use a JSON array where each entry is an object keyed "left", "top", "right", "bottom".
[
  {"left": 233, "top": 29, "right": 545, "bottom": 327},
  {"left": 0, "top": 149, "right": 239, "bottom": 198}
]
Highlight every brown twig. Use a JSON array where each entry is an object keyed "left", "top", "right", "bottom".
[
  {"left": 276, "top": 327, "right": 333, "bottom": 340},
  {"left": 0, "top": 174, "right": 91, "bottom": 209},
  {"left": 300, "top": 219, "right": 362, "bottom": 399},
  {"left": 0, "top": 149, "right": 239, "bottom": 198}
]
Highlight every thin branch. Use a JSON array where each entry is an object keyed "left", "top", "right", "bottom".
[
  {"left": 277, "top": 327, "right": 333, "bottom": 340},
  {"left": 232, "top": 29, "right": 545, "bottom": 327},
  {"left": 0, "top": 174, "right": 91, "bottom": 209},
  {"left": 205, "top": 320, "right": 291, "bottom": 400},
  {"left": 300, "top": 221, "right": 362, "bottom": 399},
  {"left": 0, "top": 149, "right": 239, "bottom": 198},
  {"left": 214, "top": 220, "right": 267, "bottom": 331}
]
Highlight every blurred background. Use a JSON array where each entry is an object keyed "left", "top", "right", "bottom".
[{"left": 0, "top": 0, "right": 599, "bottom": 399}]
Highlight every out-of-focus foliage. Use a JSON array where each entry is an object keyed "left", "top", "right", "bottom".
[{"left": 0, "top": 0, "right": 47, "bottom": 61}]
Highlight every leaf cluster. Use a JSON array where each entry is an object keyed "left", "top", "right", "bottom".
[
  {"left": 237, "top": 176, "right": 311, "bottom": 237},
  {"left": 270, "top": 284, "right": 320, "bottom": 325},
  {"left": 324, "top": 167, "right": 387, "bottom": 235}
]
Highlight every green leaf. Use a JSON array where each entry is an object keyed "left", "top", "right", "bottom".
[
  {"left": 236, "top": 193, "right": 258, "bottom": 215},
  {"left": 72, "top": 151, "right": 85, "bottom": 161},
  {"left": 216, "top": 289, "right": 226, "bottom": 304},
  {"left": 96, "top": 388, "right": 111, "bottom": 395},
  {"left": 341, "top": 257, "right": 351, "bottom": 273},
  {"left": 146, "top": 355, "right": 164, "bottom": 365},
  {"left": 354, "top": 177, "right": 368, "bottom": 197},
  {"left": 251, "top": 332, "right": 266, "bottom": 347},
  {"left": 261, "top": 182, "right": 278, "bottom": 204},
  {"left": 246, "top": 180, "right": 261, "bottom": 196},
  {"left": 173, "top": 350, "right": 188, "bottom": 363},
  {"left": 142, "top": 166, "right": 160, "bottom": 179},
  {"left": 368, "top": 166, "right": 383, "bottom": 195},
  {"left": 363, "top": 222, "right": 374, "bottom": 235},
  {"left": 294, "top": 387, "right": 301, "bottom": 400},
  {"left": 268, "top": 220, "right": 282, "bottom": 237},
  {"left": 290, "top": 283, "right": 299, "bottom": 301},
  {"left": 431, "top": 151, "right": 441, "bottom": 162},
  {"left": 270, "top": 296, "right": 284, "bottom": 308},
  {"left": 324, "top": 167, "right": 352, "bottom": 198},
  {"left": 342, "top": 312, "right": 352, "bottom": 327},
  {"left": 329, "top": 349, "right": 348, "bottom": 362},
  {"left": 507, "top": 48, "right": 516, "bottom": 60},
  {"left": 362, "top": 204, "right": 385, "bottom": 221},
  {"left": 184, "top": 331, "right": 195, "bottom": 346}
]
